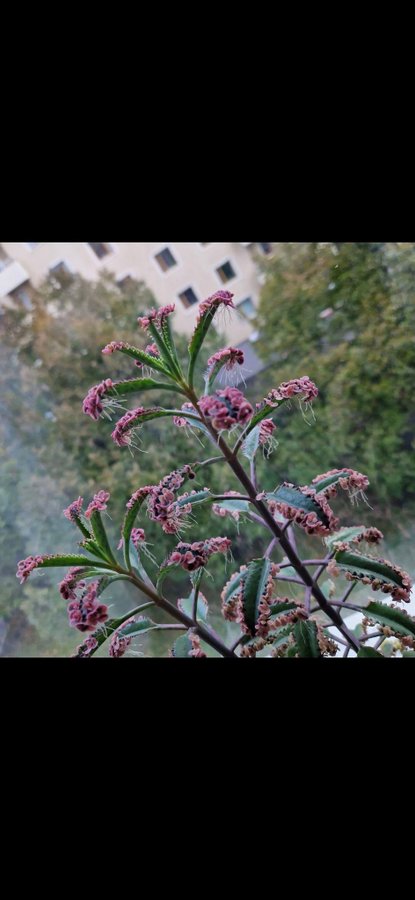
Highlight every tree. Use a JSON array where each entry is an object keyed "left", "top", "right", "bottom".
[{"left": 254, "top": 242, "right": 415, "bottom": 515}]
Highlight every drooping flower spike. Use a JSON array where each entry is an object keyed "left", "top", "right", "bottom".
[{"left": 199, "top": 388, "right": 254, "bottom": 431}]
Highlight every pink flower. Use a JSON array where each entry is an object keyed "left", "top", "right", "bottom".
[
  {"left": 166, "top": 537, "right": 231, "bottom": 572},
  {"left": 312, "top": 468, "right": 369, "bottom": 498},
  {"left": 207, "top": 346, "right": 244, "bottom": 371},
  {"left": 67, "top": 581, "right": 109, "bottom": 633},
  {"left": 109, "top": 616, "right": 139, "bottom": 658},
  {"left": 199, "top": 388, "right": 253, "bottom": 431},
  {"left": 259, "top": 419, "right": 276, "bottom": 444},
  {"left": 76, "top": 636, "right": 98, "bottom": 657},
  {"left": 212, "top": 492, "right": 245, "bottom": 522},
  {"left": 63, "top": 497, "right": 84, "bottom": 522},
  {"left": 59, "top": 567, "right": 86, "bottom": 601},
  {"left": 137, "top": 304, "right": 175, "bottom": 331},
  {"left": 197, "top": 291, "right": 235, "bottom": 322},
  {"left": 85, "top": 490, "right": 110, "bottom": 518},
  {"left": 118, "top": 527, "right": 147, "bottom": 551},
  {"left": 264, "top": 377, "right": 319, "bottom": 407},
  {"left": 147, "top": 466, "right": 195, "bottom": 534},
  {"left": 111, "top": 407, "right": 160, "bottom": 447},
  {"left": 173, "top": 403, "right": 197, "bottom": 427},
  {"left": 102, "top": 341, "right": 127, "bottom": 355},
  {"left": 16, "top": 555, "right": 45, "bottom": 584},
  {"left": 126, "top": 486, "right": 153, "bottom": 510},
  {"left": 189, "top": 633, "right": 207, "bottom": 658},
  {"left": 82, "top": 379, "right": 114, "bottom": 420}
]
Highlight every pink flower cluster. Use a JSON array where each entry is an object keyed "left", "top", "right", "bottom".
[
  {"left": 259, "top": 483, "right": 339, "bottom": 536},
  {"left": 147, "top": 466, "right": 195, "bottom": 534},
  {"left": 189, "top": 633, "right": 207, "bottom": 658},
  {"left": 264, "top": 377, "right": 319, "bottom": 407},
  {"left": 312, "top": 468, "right": 369, "bottom": 498},
  {"left": 259, "top": 419, "right": 276, "bottom": 444},
  {"left": 102, "top": 341, "right": 128, "bottom": 355},
  {"left": 67, "top": 581, "right": 108, "bottom": 633},
  {"left": 16, "top": 555, "right": 45, "bottom": 584},
  {"left": 63, "top": 496, "right": 84, "bottom": 522},
  {"left": 111, "top": 407, "right": 158, "bottom": 447},
  {"left": 137, "top": 304, "right": 175, "bottom": 331},
  {"left": 167, "top": 537, "right": 232, "bottom": 572},
  {"left": 75, "top": 636, "right": 98, "bottom": 658},
  {"left": 117, "top": 528, "right": 146, "bottom": 551},
  {"left": 82, "top": 379, "right": 114, "bottom": 420},
  {"left": 109, "top": 616, "right": 140, "bottom": 658},
  {"left": 59, "top": 567, "right": 86, "bottom": 601},
  {"left": 207, "top": 346, "right": 244, "bottom": 371},
  {"left": 199, "top": 388, "right": 254, "bottom": 430},
  {"left": 85, "top": 490, "right": 110, "bottom": 518},
  {"left": 212, "top": 491, "right": 246, "bottom": 522},
  {"left": 197, "top": 290, "right": 235, "bottom": 322},
  {"left": 126, "top": 485, "right": 153, "bottom": 510},
  {"left": 173, "top": 403, "right": 197, "bottom": 427}
]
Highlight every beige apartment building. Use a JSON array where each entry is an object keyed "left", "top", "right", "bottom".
[{"left": 0, "top": 242, "right": 273, "bottom": 346}]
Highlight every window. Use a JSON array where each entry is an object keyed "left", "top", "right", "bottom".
[
  {"left": 216, "top": 260, "right": 236, "bottom": 283},
  {"left": 87, "top": 242, "right": 112, "bottom": 259},
  {"left": 179, "top": 287, "right": 198, "bottom": 308},
  {"left": 237, "top": 297, "right": 255, "bottom": 320},
  {"left": 258, "top": 242, "right": 273, "bottom": 254},
  {"left": 155, "top": 247, "right": 177, "bottom": 272}
]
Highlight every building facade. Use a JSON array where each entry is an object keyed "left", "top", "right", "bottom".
[{"left": 0, "top": 242, "right": 273, "bottom": 345}]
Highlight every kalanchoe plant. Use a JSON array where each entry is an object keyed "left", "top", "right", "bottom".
[{"left": 17, "top": 290, "right": 415, "bottom": 659}]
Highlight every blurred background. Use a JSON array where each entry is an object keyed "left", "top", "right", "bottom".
[{"left": 1, "top": 241, "right": 414, "bottom": 657}]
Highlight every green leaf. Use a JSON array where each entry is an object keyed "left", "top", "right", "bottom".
[
  {"left": 147, "top": 321, "right": 183, "bottom": 379},
  {"left": 324, "top": 526, "right": 366, "bottom": 549},
  {"left": 176, "top": 490, "right": 212, "bottom": 508},
  {"left": 270, "top": 623, "right": 296, "bottom": 649},
  {"left": 242, "top": 558, "right": 272, "bottom": 634},
  {"left": 334, "top": 549, "right": 408, "bottom": 595},
  {"left": 269, "top": 600, "right": 298, "bottom": 618},
  {"left": 293, "top": 620, "right": 321, "bottom": 657},
  {"left": 89, "top": 510, "right": 118, "bottom": 565},
  {"left": 117, "top": 617, "right": 157, "bottom": 639},
  {"left": 357, "top": 647, "right": 384, "bottom": 658},
  {"left": 176, "top": 415, "right": 211, "bottom": 438},
  {"left": 122, "top": 493, "right": 149, "bottom": 570},
  {"left": 171, "top": 631, "right": 195, "bottom": 658},
  {"left": 363, "top": 601, "right": 415, "bottom": 638},
  {"left": 312, "top": 470, "right": 355, "bottom": 494},
  {"left": 117, "top": 343, "right": 173, "bottom": 376},
  {"left": 242, "top": 425, "right": 261, "bottom": 462},
  {"left": 38, "top": 554, "right": 114, "bottom": 570},
  {"left": 129, "top": 543, "right": 153, "bottom": 587},
  {"left": 263, "top": 484, "right": 331, "bottom": 527},
  {"left": 222, "top": 568, "right": 246, "bottom": 607},
  {"left": 107, "top": 378, "right": 187, "bottom": 398},
  {"left": 214, "top": 498, "right": 250, "bottom": 516},
  {"left": 178, "top": 591, "right": 208, "bottom": 623},
  {"left": 188, "top": 307, "right": 219, "bottom": 388}
]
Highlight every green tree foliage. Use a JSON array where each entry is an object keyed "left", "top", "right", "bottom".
[{"left": 254, "top": 242, "right": 415, "bottom": 516}]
